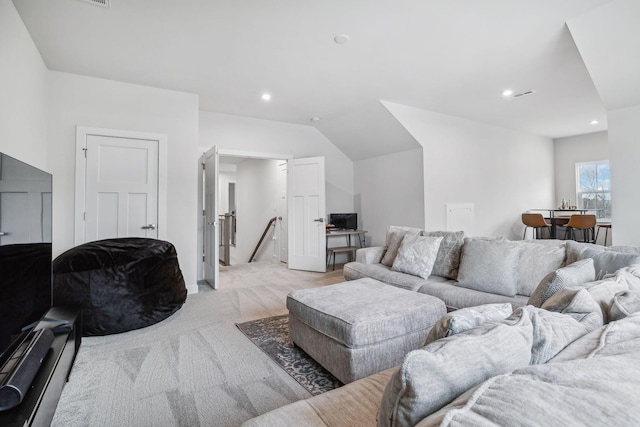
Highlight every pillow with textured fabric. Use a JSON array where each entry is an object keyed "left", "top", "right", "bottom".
[
  {"left": 381, "top": 231, "right": 406, "bottom": 266},
  {"left": 424, "top": 303, "right": 512, "bottom": 345},
  {"left": 610, "top": 290, "right": 640, "bottom": 321},
  {"left": 421, "top": 231, "right": 465, "bottom": 279},
  {"left": 377, "top": 312, "right": 533, "bottom": 427},
  {"left": 528, "top": 258, "right": 596, "bottom": 308},
  {"left": 456, "top": 240, "right": 521, "bottom": 297},
  {"left": 579, "top": 248, "right": 640, "bottom": 279},
  {"left": 391, "top": 235, "right": 443, "bottom": 279}
]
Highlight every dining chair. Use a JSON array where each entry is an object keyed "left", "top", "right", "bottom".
[
  {"left": 595, "top": 223, "right": 612, "bottom": 246},
  {"left": 564, "top": 214, "right": 597, "bottom": 243},
  {"left": 521, "top": 213, "right": 551, "bottom": 240}
]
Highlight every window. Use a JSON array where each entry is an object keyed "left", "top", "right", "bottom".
[{"left": 576, "top": 160, "right": 611, "bottom": 220}]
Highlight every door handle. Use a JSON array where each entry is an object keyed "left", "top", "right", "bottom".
[
  {"left": 141, "top": 224, "right": 156, "bottom": 230},
  {"left": 0, "top": 232, "right": 7, "bottom": 236},
  {"left": 314, "top": 218, "right": 324, "bottom": 223}
]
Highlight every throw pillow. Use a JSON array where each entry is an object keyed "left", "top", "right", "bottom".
[
  {"left": 391, "top": 235, "right": 443, "bottom": 279},
  {"left": 579, "top": 248, "right": 640, "bottom": 279},
  {"left": 381, "top": 230, "right": 407, "bottom": 267},
  {"left": 424, "top": 303, "right": 512, "bottom": 345},
  {"left": 609, "top": 290, "right": 640, "bottom": 321},
  {"left": 455, "top": 240, "right": 521, "bottom": 297},
  {"left": 528, "top": 258, "right": 596, "bottom": 308},
  {"left": 421, "top": 230, "right": 465, "bottom": 279},
  {"left": 377, "top": 312, "right": 534, "bottom": 427}
]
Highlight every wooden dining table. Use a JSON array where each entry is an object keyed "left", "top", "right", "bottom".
[{"left": 529, "top": 208, "right": 592, "bottom": 239}]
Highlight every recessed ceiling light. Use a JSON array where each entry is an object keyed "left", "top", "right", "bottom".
[
  {"left": 502, "top": 89, "right": 514, "bottom": 97},
  {"left": 590, "top": 120, "right": 599, "bottom": 125},
  {"left": 310, "top": 117, "right": 321, "bottom": 122},
  {"left": 334, "top": 34, "right": 350, "bottom": 44},
  {"left": 261, "top": 93, "right": 271, "bottom": 101}
]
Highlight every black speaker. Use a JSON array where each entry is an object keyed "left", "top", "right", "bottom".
[{"left": 0, "top": 328, "right": 54, "bottom": 411}]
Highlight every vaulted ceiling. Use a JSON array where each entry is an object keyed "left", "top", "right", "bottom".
[{"left": 14, "top": 0, "right": 614, "bottom": 161}]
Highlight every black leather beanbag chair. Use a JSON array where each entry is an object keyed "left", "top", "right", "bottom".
[{"left": 53, "top": 238, "right": 187, "bottom": 336}]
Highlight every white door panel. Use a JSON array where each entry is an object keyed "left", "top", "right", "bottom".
[
  {"left": 75, "top": 127, "right": 165, "bottom": 245},
  {"left": 203, "top": 146, "right": 219, "bottom": 288},
  {"left": 287, "top": 156, "right": 326, "bottom": 272}
]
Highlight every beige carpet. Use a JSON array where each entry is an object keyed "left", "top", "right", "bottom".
[{"left": 51, "top": 262, "right": 345, "bottom": 427}]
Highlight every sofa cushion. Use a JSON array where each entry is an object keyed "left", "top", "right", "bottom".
[
  {"left": 610, "top": 290, "right": 640, "bottom": 321},
  {"left": 420, "top": 313, "right": 640, "bottom": 427},
  {"left": 456, "top": 240, "right": 520, "bottom": 297},
  {"left": 527, "top": 258, "right": 596, "bottom": 307},
  {"left": 421, "top": 231, "right": 465, "bottom": 279},
  {"left": 377, "top": 310, "right": 534, "bottom": 427},
  {"left": 391, "top": 235, "right": 443, "bottom": 280},
  {"left": 423, "top": 303, "right": 512, "bottom": 345},
  {"left": 381, "top": 227, "right": 422, "bottom": 267},
  {"left": 578, "top": 247, "right": 640, "bottom": 279},
  {"left": 516, "top": 240, "right": 566, "bottom": 296}
]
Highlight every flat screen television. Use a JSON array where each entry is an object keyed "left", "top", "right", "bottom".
[
  {"left": 0, "top": 153, "right": 53, "bottom": 372},
  {"left": 329, "top": 213, "right": 358, "bottom": 230}
]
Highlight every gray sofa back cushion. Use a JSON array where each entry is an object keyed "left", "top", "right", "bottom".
[
  {"left": 578, "top": 247, "right": 640, "bottom": 279},
  {"left": 456, "top": 240, "right": 521, "bottom": 297},
  {"left": 516, "top": 240, "right": 566, "bottom": 296}
]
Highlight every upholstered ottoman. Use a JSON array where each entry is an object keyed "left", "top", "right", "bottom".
[{"left": 287, "top": 278, "right": 446, "bottom": 384}]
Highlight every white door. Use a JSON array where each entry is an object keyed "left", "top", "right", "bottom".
[
  {"left": 277, "top": 161, "right": 288, "bottom": 263},
  {"left": 203, "top": 146, "right": 219, "bottom": 288},
  {"left": 287, "top": 156, "right": 326, "bottom": 272},
  {"left": 75, "top": 127, "right": 166, "bottom": 245}
]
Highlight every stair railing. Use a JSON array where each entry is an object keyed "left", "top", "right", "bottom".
[{"left": 249, "top": 217, "right": 277, "bottom": 263}]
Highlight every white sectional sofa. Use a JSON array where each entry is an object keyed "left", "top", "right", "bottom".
[
  {"left": 242, "top": 226, "right": 640, "bottom": 426},
  {"left": 344, "top": 226, "right": 640, "bottom": 311}
]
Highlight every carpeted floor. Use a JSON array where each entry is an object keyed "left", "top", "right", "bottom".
[
  {"left": 236, "top": 315, "right": 342, "bottom": 395},
  {"left": 51, "top": 262, "right": 345, "bottom": 427}
]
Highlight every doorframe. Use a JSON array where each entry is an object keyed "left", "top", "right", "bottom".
[
  {"left": 74, "top": 126, "right": 168, "bottom": 245},
  {"left": 197, "top": 148, "right": 292, "bottom": 280}
]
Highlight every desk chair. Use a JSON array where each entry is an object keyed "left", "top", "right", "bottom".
[
  {"left": 564, "top": 214, "right": 597, "bottom": 243},
  {"left": 521, "top": 213, "right": 551, "bottom": 240}
]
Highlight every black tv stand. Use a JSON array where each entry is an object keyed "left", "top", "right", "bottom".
[{"left": 0, "top": 307, "right": 81, "bottom": 427}]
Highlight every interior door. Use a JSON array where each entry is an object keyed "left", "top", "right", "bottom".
[
  {"left": 203, "top": 146, "right": 219, "bottom": 288},
  {"left": 287, "top": 156, "right": 326, "bottom": 272},
  {"left": 75, "top": 127, "right": 167, "bottom": 246},
  {"left": 82, "top": 134, "right": 159, "bottom": 242}
]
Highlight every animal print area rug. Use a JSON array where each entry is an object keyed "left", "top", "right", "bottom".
[{"left": 236, "top": 315, "right": 342, "bottom": 395}]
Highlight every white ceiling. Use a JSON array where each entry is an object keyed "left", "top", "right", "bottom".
[{"left": 13, "top": 0, "right": 614, "bottom": 160}]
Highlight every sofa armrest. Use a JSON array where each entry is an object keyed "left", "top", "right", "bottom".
[{"left": 355, "top": 246, "right": 386, "bottom": 264}]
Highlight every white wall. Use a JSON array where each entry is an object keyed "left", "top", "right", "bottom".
[
  {"left": 199, "top": 111, "right": 355, "bottom": 213},
  {"left": 0, "top": 0, "right": 49, "bottom": 170},
  {"left": 609, "top": 104, "right": 640, "bottom": 246},
  {"left": 47, "top": 72, "right": 200, "bottom": 291},
  {"left": 383, "top": 101, "right": 555, "bottom": 240},
  {"left": 354, "top": 148, "right": 424, "bottom": 246},
  {"left": 553, "top": 131, "right": 608, "bottom": 209},
  {"left": 235, "top": 159, "right": 281, "bottom": 264},
  {"left": 198, "top": 111, "right": 355, "bottom": 269}
]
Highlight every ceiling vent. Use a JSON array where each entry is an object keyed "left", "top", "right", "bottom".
[
  {"left": 503, "top": 90, "right": 536, "bottom": 101},
  {"left": 513, "top": 90, "right": 536, "bottom": 98},
  {"left": 81, "top": 0, "right": 110, "bottom": 7}
]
